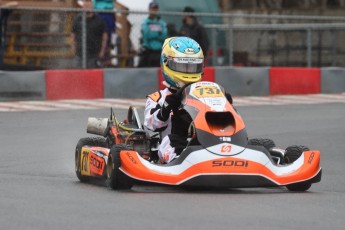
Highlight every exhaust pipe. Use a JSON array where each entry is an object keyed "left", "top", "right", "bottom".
[{"left": 87, "top": 117, "right": 109, "bottom": 136}]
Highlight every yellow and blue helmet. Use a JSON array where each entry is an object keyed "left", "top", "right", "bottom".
[{"left": 161, "top": 37, "right": 204, "bottom": 88}]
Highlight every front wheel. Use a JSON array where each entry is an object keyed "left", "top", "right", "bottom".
[
  {"left": 286, "top": 182, "right": 312, "bottom": 192},
  {"left": 106, "top": 144, "right": 133, "bottom": 190},
  {"left": 284, "top": 145, "right": 309, "bottom": 164},
  {"left": 75, "top": 137, "right": 108, "bottom": 182},
  {"left": 284, "top": 145, "right": 312, "bottom": 192}
]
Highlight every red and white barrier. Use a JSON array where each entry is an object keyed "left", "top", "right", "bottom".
[
  {"left": 46, "top": 69, "right": 104, "bottom": 100},
  {"left": 0, "top": 67, "right": 344, "bottom": 101},
  {"left": 269, "top": 67, "right": 320, "bottom": 95}
]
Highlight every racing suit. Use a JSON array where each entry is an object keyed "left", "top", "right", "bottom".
[
  {"left": 144, "top": 87, "right": 233, "bottom": 164},
  {"left": 144, "top": 88, "right": 188, "bottom": 163}
]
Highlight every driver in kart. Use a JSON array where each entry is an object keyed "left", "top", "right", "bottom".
[{"left": 144, "top": 37, "right": 233, "bottom": 164}]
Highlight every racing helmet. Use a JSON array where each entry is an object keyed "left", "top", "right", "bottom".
[{"left": 161, "top": 37, "right": 204, "bottom": 88}]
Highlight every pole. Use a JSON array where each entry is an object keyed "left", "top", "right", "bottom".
[
  {"left": 307, "top": 28, "right": 312, "bottom": 67},
  {"left": 81, "top": 11, "right": 87, "bottom": 69}
]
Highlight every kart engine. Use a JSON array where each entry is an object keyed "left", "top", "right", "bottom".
[
  {"left": 86, "top": 107, "right": 158, "bottom": 161},
  {"left": 117, "top": 128, "right": 150, "bottom": 158}
]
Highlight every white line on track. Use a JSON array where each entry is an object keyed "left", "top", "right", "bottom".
[{"left": 0, "top": 94, "right": 344, "bottom": 112}]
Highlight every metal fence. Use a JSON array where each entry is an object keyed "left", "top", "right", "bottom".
[
  {"left": 2, "top": 6, "right": 345, "bottom": 69},
  {"left": 206, "top": 23, "right": 345, "bottom": 67}
]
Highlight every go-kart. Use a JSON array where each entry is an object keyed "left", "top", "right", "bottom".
[{"left": 75, "top": 81, "right": 321, "bottom": 191}]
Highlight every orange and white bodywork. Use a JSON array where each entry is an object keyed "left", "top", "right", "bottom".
[
  {"left": 78, "top": 81, "right": 322, "bottom": 189},
  {"left": 118, "top": 147, "right": 321, "bottom": 187},
  {"left": 79, "top": 146, "right": 109, "bottom": 177}
]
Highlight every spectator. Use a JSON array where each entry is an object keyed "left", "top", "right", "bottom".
[
  {"left": 92, "top": 0, "right": 116, "bottom": 54},
  {"left": 0, "top": 1, "right": 18, "bottom": 68},
  {"left": 72, "top": 0, "right": 107, "bottom": 68},
  {"left": 179, "top": 6, "right": 209, "bottom": 57},
  {"left": 138, "top": 1, "right": 167, "bottom": 67},
  {"left": 113, "top": 20, "right": 136, "bottom": 67}
]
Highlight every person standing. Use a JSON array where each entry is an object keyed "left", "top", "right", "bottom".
[
  {"left": 72, "top": 0, "right": 107, "bottom": 68},
  {"left": 92, "top": 0, "right": 116, "bottom": 54},
  {"left": 138, "top": 1, "right": 167, "bottom": 67},
  {"left": 179, "top": 6, "right": 209, "bottom": 57}
]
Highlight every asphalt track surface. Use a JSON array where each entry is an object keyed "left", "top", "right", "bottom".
[{"left": 0, "top": 103, "right": 344, "bottom": 230}]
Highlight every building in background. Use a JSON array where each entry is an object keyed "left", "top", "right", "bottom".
[{"left": 1, "top": 0, "right": 345, "bottom": 69}]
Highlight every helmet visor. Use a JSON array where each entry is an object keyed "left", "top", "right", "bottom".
[{"left": 167, "top": 58, "right": 203, "bottom": 74}]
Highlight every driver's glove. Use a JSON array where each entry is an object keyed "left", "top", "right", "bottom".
[{"left": 158, "top": 93, "right": 181, "bottom": 121}]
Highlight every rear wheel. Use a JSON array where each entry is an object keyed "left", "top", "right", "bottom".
[
  {"left": 284, "top": 145, "right": 312, "bottom": 191},
  {"left": 248, "top": 138, "right": 275, "bottom": 151},
  {"left": 248, "top": 138, "right": 285, "bottom": 163},
  {"left": 75, "top": 137, "right": 108, "bottom": 182},
  {"left": 106, "top": 144, "right": 133, "bottom": 190}
]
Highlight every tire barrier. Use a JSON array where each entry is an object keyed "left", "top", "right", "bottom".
[
  {"left": 270, "top": 67, "right": 321, "bottom": 95},
  {"left": 321, "top": 67, "right": 345, "bottom": 94},
  {"left": 46, "top": 69, "right": 103, "bottom": 100},
  {"left": 0, "top": 67, "right": 344, "bottom": 101},
  {"left": 104, "top": 68, "right": 157, "bottom": 98},
  {"left": 215, "top": 67, "right": 269, "bottom": 96},
  {"left": 0, "top": 70, "right": 46, "bottom": 101}
]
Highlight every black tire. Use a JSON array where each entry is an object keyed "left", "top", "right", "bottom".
[
  {"left": 284, "top": 145, "right": 312, "bottom": 191},
  {"left": 286, "top": 182, "right": 312, "bottom": 192},
  {"left": 106, "top": 144, "right": 133, "bottom": 190},
  {"left": 75, "top": 137, "right": 108, "bottom": 182},
  {"left": 248, "top": 138, "right": 276, "bottom": 151},
  {"left": 248, "top": 138, "right": 285, "bottom": 164},
  {"left": 284, "top": 145, "right": 309, "bottom": 164}
]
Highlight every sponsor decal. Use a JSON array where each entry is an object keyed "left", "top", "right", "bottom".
[
  {"left": 221, "top": 144, "right": 232, "bottom": 153},
  {"left": 308, "top": 152, "right": 315, "bottom": 164},
  {"left": 126, "top": 152, "right": 137, "bottom": 164},
  {"left": 184, "top": 48, "right": 196, "bottom": 54},
  {"left": 212, "top": 160, "right": 249, "bottom": 167},
  {"left": 220, "top": 137, "right": 232, "bottom": 142},
  {"left": 195, "top": 82, "right": 214, "bottom": 86},
  {"left": 81, "top": 150, "right": 90, "bottom": 176},
  {"left": 90, "top": 155, "right": 104, "bottom": 170},
  {"left": 192, "top": 85, "right": 223, "bottom": 98},
  {"left": 174, "top": 57, "right": 203, "bottom": 64}
]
